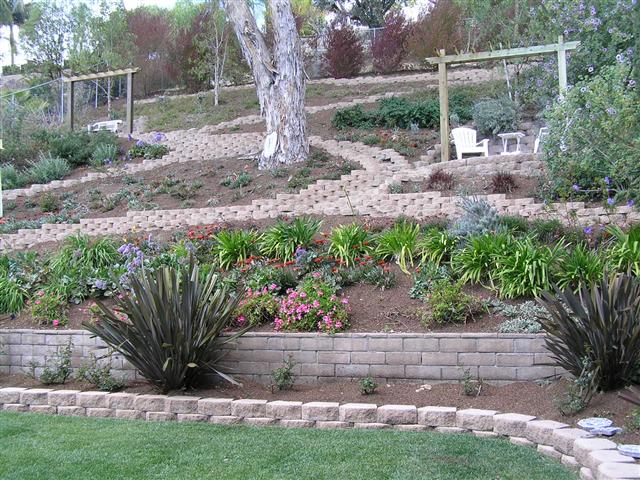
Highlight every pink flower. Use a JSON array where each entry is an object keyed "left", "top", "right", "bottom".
[
  {"left": 35, "top": 300, "right": 41, "bottom": 305},
  {"left": 37, "top": 290, "right": 45, "bottom": 297},
  {"left": 341, "top": 298, "right": 349, "bottom": 305},
  {"left": 299, "top": 292, "right": 307, "bottom": 299},
  {"left": 269, "top": 283, "right": 277, "bottom": 290},
  {"left": 237, "top": 315, "right": 246, "bottom": 325},
  {"left": 52, "top": 319, "right": 60, "bottom": 327}
]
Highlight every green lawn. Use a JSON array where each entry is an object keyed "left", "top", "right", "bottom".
[{"left": 0, "top": 412, "right": 576, "bottom": 480}]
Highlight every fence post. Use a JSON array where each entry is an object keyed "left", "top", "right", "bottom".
[{"left": 437, "top": 50, "right": 450, "bottom": 162}]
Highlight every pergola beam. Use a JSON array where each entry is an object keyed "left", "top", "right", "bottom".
[
  {"left": 427, "top": 36, "right": 579, "bottom": 163},
  {"left": 62, "top": 68, "right": 140, "bottom": 83}
]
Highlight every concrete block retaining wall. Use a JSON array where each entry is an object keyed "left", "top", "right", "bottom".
[{"left": 0, "top": 330, "right": 564, "bottom": 384}]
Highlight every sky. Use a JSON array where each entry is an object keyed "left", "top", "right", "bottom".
[{"left": 0, "top": 0, "right": 431, "bottom": 67}]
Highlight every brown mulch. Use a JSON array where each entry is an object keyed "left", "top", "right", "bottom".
[{"left": 1, "top": 373, "right": 637, "bottom": 443}]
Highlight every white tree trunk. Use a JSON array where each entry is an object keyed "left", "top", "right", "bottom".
[{"left": 226, "top": 0, "right": 308, "bottom": 169}]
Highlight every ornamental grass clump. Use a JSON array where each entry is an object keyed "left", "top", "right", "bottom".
[
  {"left": 539, "top": 273, "right": 640, "bottom": 392},
  {"left": 275, "top": 279, "right": 349, "bottom": 334},
  {"left": 84, "top": 259, "right": 247, "bottom": 391},
  {"left": 374, "top": 221, "right": 420, "bottom": 274},
  {"left": 259, "top": 217, "right": 322, "bottom": 261}
]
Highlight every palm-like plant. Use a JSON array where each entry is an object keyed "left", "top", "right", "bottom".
[
  {"left": 539, "top": 273, "right": 640, "bottom": 392},
  {"left": 85, "top": 259, "right": 247, "bottom": 392}
]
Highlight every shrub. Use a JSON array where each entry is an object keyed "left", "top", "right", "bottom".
[
  {"left": 331, "top": 105, "right": 377, "bottom": 130},
  {"left": 26, "top": 154, "right": 71, "bottom": 184},
  {"left": 529, "top": 218, "right": 565, "bottom": 244},
  {"left": 220, "top": 171, "right": 253, "bottom": 189},
  {"left": 324, "top": 20, "right": 364, "bottom": 79},
  {"left": 494, "top": 237, "right": 564, "bottom": 298},
  {"left": 500, "top": 215, "right": 529, "bottom": 234},
  {"left": 372, "top": 11, "right": 410, "bottom": 73},
  {"left": 0, "top": 163, "right": 27, "bottom": 189},
  {"left": 425, "top": 280, "right": 482, "bottom": 325},
  {"left": 328, "top": 223, "right": 372, "bottom": 267},
  {"left": 271, "top": 356, "right": 296, "bottom": 391},
  {"left": 76, "top": 353, "right": 125, "bottom": 392},
  {"left": 29, "top": 289, "right": 69, "bottom": 326},
  {"left": 452, "top": 233, "right": 515, "bottom": 285},
  {"left": 406, "top": 0, "right": 464, "bottom": 63},
  {"left": 472, "top": 98, "right": 519, "bottom": 136},
  {"left": 409, "top": 262, "right": 451, "bottom": 299},
  {"left": 376, "top": 97, "right": 439, "bottom": 129},
  {"left": 212, "top": 230, "right": 259, "bottom": 269},
  {"left": 244, "top": 262, "right": 298, "bottom": 295},
  {"left": 539, "top": 273, "right": 640, "bottom": 392},
  {"left": 490, "top": 172, "right": 517, "bottom": 194},
  {"left": 91, "top": 143, "right": 118, "bottom": 167},
  {"left": 85, "top": 260, "right": 246, "bottom": 391},
  {"left": 493, "top": 300, "right": 549, "bottom": 334},
  {"left": 36, "top": 341, "right": 73, "bottom": 385},
  {"left": 0, "top": 277, "right": 28, "bottom": 314},
  {"left": 39, "top": 193, "right": 60, "bottom": 213},
  {"left": 374, "top": 221, "right": 420, "bottom": 274},
  {"left": 49, "top": 130, "right": 118, "bottom": 167},
  {"left": 417, "top": 228, "right": 457, "bottom": 265},
  {"left": 543, "top": 65, "right": 639, "bottom": 202},
  {"left": 128, "top": 141, "right": 169, "bottom": 160},
  {"left": 450, "top": 196, "right": 505, "bottom": 238},
  {"left": 606, "top": 225, "right": 640, "bottom": 276},
  {"left": 275, "top": 279, "right": 349, "bottom": 333},
  {"left": 556, "top": 244, "right": 604, "bottom": 292},
  {"left": 427, "top": 170, "right": 454, "bottom": 190},
  {"left": 360, "top": 376, "right": 378, "bottom": 395},
  {"left": 235, "top": 286, "right": 280, "bottom": 327},
  {"left": 259, "top": 217, "right": 322, "bottom": 261}
]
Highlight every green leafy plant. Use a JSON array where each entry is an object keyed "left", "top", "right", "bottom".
[
  {"left": 417, "top": 228, "right": 457, "bottom": 266},
  {"left": 76, "top": 352, "right": 125, "bottom": 392},
  {"left": 538, "top": 273, "right": 640, "bottom": 392},
  {"left": 494, "top": 237, "right": 564, "bottom": 298},
  {"left": 492, "top": 300, "right": 549, "bottom": 334},
  {"left": 328, "top": 223, "right": 371, "bottom": 267},
  {"left": 472, "top": 97, "right": 519, "bottom": 136},
  {"left": 271, "top": 356, "right": 296, "bottom": 392},
  {"left": 360, "top": 376, "right": 378, "bottom": 395},
  {"left": 0, "top": 163, "right": 27, "bottom": 189},
  {"left": 452, "top": 233, "right": 515, "bottom": 285},
  {"left": 39, "top": 192, "right": 60, "bottom": 213},
  {"left": 220, "top": 171, "right": 252, "bottom": 189},
  {"left": 26, "top": 154, "right": 71, "bottom": 184},
  {"left": 374, "top": 221, "right": 420, "bottom": 274},
  {"left": 529, "top": 219, "right": 565, "bottom": 244},
  {"left": 85, "top": 259, "right": 247, "bottom": 391},
  {"left": 459, "top": 366, "right": 483, "bottom": 397},
  {"left": 0, "top": 277, "right": 28, "bottom": 314},
  {"left": 29, "top": 288, "right": 69, "bottom": 326},
  {"left": 234, "top": 286, "right": 280, "bottom": 327},
  {"left": 91, "top": 143, "right": 118, "bottom": 167},
  {"left": 259, "top": 217, "right": 321, "bottom": 261},
  {"left": 556, "top": 244, "right": 604, "bottom": 291},
  {"left": 37, "top": 341, "right": 73, "bottom": 385},
  {"left": 451, "top": 196, "right": 505, "bottom": 238},
  {"left": 606, "top": 225, "right": 640, "bottom": 276},
  {"left": 212, "top": 230, "right": 259, "bottom": 269},
  {"left": 409, "top": 262, "right": 451, "bottom": 299},
  {"left": 425, "top": 280, "right": 482, "bottom": 325}
]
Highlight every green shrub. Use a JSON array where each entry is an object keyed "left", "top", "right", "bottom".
[
  {"left": 0, "top": 163, "right": 27, "bottom": 189},
  {"left": 529, "top": 218, "right": 565, "bottom": 244},
  {"left": 425, "top": 280, "right": 482, "bottom": 325},
  {"left": 0, "top": 277, "right": 28, "bottom": 314},
  {"left": 409, "top": 262, "right": 451, "bottom": 299},
  {"left": 452, "top": 233, "right": 515, "bottom": 285},
  {"left": 212, "top": 230, "right": 259, "bottom": 269},
  {"left": 328, "top": 223, "right": 372, "bottom": 267},
  {"left": 360, "top": 376, "right": 378, "bottom": 395},
  {"left": 451, "top": 197, "right": 505, "bottom": 238},
  {"left": 493, "top": 300, "right": 549, "bottom": 334},
  {"left": 39, "top": 193, "right": 60, "bottom": 213},
  {"left": 494, "top": 237, "right": 564, "bottom": 298},
  {"left": 244, "top": 263, "right": 298, "bottom": 294},
  {"left": 606, "top": 224, "right": 640, "bottom": 276},
  {"left": 36, "top": 341, "right": 73, "bottom": 385},
  {"left": 234, "top": 286, "right": 280, "bottom": 327},
  {"left": 271, "top": 356, "right": 296, "bottom": 391},
  {"left": 29, "top": 289, "right": 69, "bottom": 326},
  {"left": 26, "top": 154, "right": 71, "bottom": 184},
  {"left": 499, "top": 215, "right": 530, "bottom": 234},
  {"left": 85, "top": 260, "right": 247, "bottom": 391},
  {"left": 417, "top": 228, "right": 457, "bottom": 265},
  {"left": 49, "top": 130, "right": 117, "bottom": 167},
  {"left": 76, "top": 353, "right": 125, "bottom": 392},
  {"left": 556, "top": 244, "right": 604, "bottom": 292},
  {"left": 543, "top": 64, "right": 639, "bottom": 202},
  {"left": 472, "top": 97, "right": 519, "bottom": 136},
  {"left": 91, "top": 143, "right": 118, "bottom": 167},
  {"left": 374, "top": 221, "right": 420, "bottom": 274},
  {"left": 539, "top": 273, "right": 640, "bottom": 392},
  {"left": 331, "top": 105, "right": 377, "bottom": 130},
  {"left": 376, "top": 97, "right": 439, "bottom": 129},
  {"left": 220, "top": 171, "right": 252, "bottom": 189},
  {"left": 259, "top": 217, "right": 321, "bottom": 261}
]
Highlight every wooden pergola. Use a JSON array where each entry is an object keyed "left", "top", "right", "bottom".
[
  {"left": 426, "top": 35, "right": 580, "bottom": 163},
  {"left": 63, "top": 67, "right": 140, "bottom": 135}
]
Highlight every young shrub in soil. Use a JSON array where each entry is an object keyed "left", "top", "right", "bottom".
[
  {"left": 450, "top": 196, "right": 505, "bottom": 238},
  {"left": 28, "top": 289, "right": 69, "bottom": 327},
  {"left": 490, "top": 172, "right": 517, "bottom": 194},
  {"left": 410, "top": 262, "right": 451, "bottom": 299},
  {"left": 212, "top": 229, "right": 259, "bottom": 269},
  {"left": 371, "top": 11, "right": 410, "bottom": 73},
  {"left": 324, "top": 20, "right": 364, "bottom": 79},
  {"left": 275, "top": 278, "right": 349, "bottom": 333},
  {"left": 360, "top": 376, "right": 378, "bottom": 395},
  {"left": 29, "top": 341, "right": 73, "bottom": 385},
  {"left": 271, "top": 356, "right": 296, "bottom": 392},
  {"left": 259, "top": 217, "right": 322, "bottom": 261},
  {"left": 331, "top": 105, "right": 377, "bottom": 130},
  {"left": 423, "top": 279, "right": 483, "bottom": 326},
  {"left": 374, "top": 221, "right": 420, "bottom": 274},
  {"left": 76, "top": 352, "right": 125, "bottom": 392},
  {"left": 85, "top": 259, "right": 247, "bottom": 391},
  {"left": 539, "top": 272, "right": 640, "bottom": 393},
  {"left": 427, "top": 169, "right": 455, "bottom": 190},
  {"left": 39, "top": 192, "right": 60, "bottom": 213},
  {"left": 492, "top": 300, "right": 548, "bottom": 334}
]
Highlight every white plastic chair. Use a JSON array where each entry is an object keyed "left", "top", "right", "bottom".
[
  {"left": 87, "top": 120, "right": 123, "bottom": 133},
  {"left": 533, "top": 127, "right": 549, "bottom": 154},
  {"left": 451, "top": 127, "right": 490, "bottom": 160}
]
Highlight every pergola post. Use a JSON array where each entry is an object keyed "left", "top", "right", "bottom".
[
  {"left": 557, "top": 35, "right": 568, "bottom": 92},
  {"left": 437, "top": 50, "right": 450, "bottom": 163},
  {"left": 66, "top": 80, "right": 75, "bottom": 130},
  {"left": 126, "top": 71, "right": 135, "bottom": 135}
]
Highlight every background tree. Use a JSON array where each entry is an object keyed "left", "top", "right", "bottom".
[
  {"left": 226, "top": 0, "right": 308, "bottom": 169},
  {"left": 314, "top": 0, "right": 406, "bottom": 28},
  {"left": 0, "top": 0, "right": 28, "bottom": 66}
]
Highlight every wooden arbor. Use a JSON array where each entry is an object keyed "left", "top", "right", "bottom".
[
  {"left": 426, "top": 36, "right": 579, "bottom": 163},
  {"left": 63, "top": 67, "right": 140, "bottom": 135}
]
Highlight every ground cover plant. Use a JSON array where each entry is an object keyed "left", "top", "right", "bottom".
[{"left": 0, "top": 413, "right": 577, "bottom": 480}]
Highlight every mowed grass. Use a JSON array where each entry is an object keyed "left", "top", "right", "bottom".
[{"left": 0, "top": 412, "right": 576, "bottom": 480}]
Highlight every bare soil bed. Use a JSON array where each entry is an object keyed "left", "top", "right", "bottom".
[{"left": 1, "top": 373, "right": 636, "bottom": 443}]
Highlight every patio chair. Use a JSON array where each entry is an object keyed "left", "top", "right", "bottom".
[
  {"left": 451, "top": 127, "right": 490, "bottom": 160},
  {"left": 87, "top": 120, "right": 123, "bottom": 134},
  {"left": 533, "top": 127, "right": 549, "bottom": 154}
]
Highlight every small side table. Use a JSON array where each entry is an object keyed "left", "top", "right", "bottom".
[{"left": 498, "top": 132, "right": 525, "bottom": 155}]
